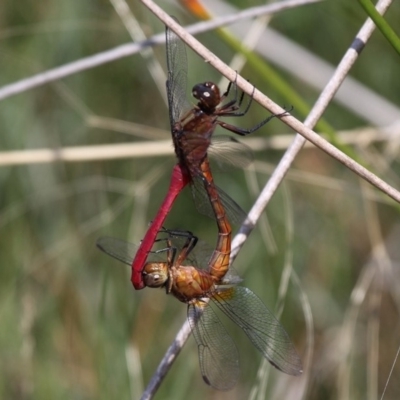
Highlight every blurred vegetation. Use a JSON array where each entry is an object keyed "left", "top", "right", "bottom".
[{"left": 1, "top": 0, "right": 400, "bottom": 399}]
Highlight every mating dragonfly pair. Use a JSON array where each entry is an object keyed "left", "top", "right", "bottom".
[{"left": 97, "top": 19, "right": 302, "bottom": 390}]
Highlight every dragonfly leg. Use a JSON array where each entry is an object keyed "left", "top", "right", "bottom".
[
  {"left": 153, "top": 226, "right": 173, "bottom": 244},
  {"left": 223, "top": 84, "right": 254, "bottom": 117},
  {"left": 152, "top": 235, "right": 175, "bottom": 258},
  {"left": 161, "top": 228, "right": 196, "bottom": 240},
  {"left": 149, "top": 229, "right": 178, "bottom": 264},
  {"left": 152, "top": 245, "right": 177, "bottom": 264},
  {"left": 216, "top": 107, "right": 291, "bottom": 136},
  {"left": 217, "top": 98, "right": 239, "bottom": 113},
  {"left": 164, "top": 229, "right": 198, "bottom": 253},
  {"left": 175, "top": 234, "right": 198, "bottom": 265},
  {"left": 155, "top": 228, "right": 199, "bottom": 266},
  {"left": 217, "top": 76, "right": 252, "bottom": 117},
  {"left": 220, "top": 72, "right": 238, "bottom": 101}
]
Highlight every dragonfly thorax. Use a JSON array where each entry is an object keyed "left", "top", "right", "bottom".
[{"left": 192, "top": 82, "right": 221, "bottom": 114}]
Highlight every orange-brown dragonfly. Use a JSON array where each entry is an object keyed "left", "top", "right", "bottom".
[
  {"left": 131, "top": 19, "right": 285, "bottom": 289},
  {"left": 97, "top": 229, "right": 302, "bottom": 390}
]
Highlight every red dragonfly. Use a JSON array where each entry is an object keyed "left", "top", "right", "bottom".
[
  {"left": 131, "top": 20, "right": 286, "bottom": 289},
  {"left": 97, "top": 229, "right": 303, "bottom": 390}
]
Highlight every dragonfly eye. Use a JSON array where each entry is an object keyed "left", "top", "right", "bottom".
[
  {"left": 143, "top": 263, "right": 168, "bottom": 288},
  {"left": 192, "top": 82, "right": 220, "bottom": 111}
]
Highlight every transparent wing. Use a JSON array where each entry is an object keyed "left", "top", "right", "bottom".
[
  {"left": 165, "top": 19, "right": 191, "bottom": 129},
  {"left": 209, "top": 136, "right": 254, "bottom": 170},
  {"left": 190, "top": 177, "right": 246, "bottom": 226},
  {"left": 188, "top": 300, "right": 240, "bottom": 390},
  {"left": 218, "top": 266, "right": 243, "bottom": 286},
  {"left": 213, "top": 286, "right": 303, "bottom": 376},
  {"left": 96, "top": 237, "right": 137, "bottom": 266}
]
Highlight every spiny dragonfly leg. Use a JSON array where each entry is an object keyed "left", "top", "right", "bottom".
[
  {"left": 160, "top": 227, "right": 196, "bottom": 240},
  {"left": 165, "top": 229, "right": 198, "bottom": 265},
  {"left": 217, "top": 106, "right": 292, "bottom": 136},
  {"left": 157, "top": 228, "right": 199, "bottom": 265},
  {"left": 152, "top": 245, "right": 177, "bottom": 265},
  {"left": 221, "top": 84, "right": 254, "bottom": 117},
  {"left": 218, "top": 73, "right": 245, "bottom": 113},
  {"left": 220, "top": 72, "right": 238, "bottom": 100},
  {"left": 151, "top": 230, "right": 177, "bottom": 264},
  {"left": 218, "top": 84, "right": 259, "bottom": 118}
]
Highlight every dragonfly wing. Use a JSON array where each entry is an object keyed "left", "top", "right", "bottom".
[
  {"left": 165, "top": 20, "right": 191, "bottom": 129},
  {"left": 213, "top": 286, "right": 303, "bottom": 376},
  {"left": 188, "top": 300, "right": 239, "bottom": 390},
  {"left": 190, "top": 177, "right": 246, "bottom": 226},
  {"left": 215, "top": 184, "right": 247, "bottom": 226},
  {"left": 219, "top": 266, "right": 243, "bottom": 285},
  {"left": 209, "top": 136, "right": 254, "bottom": 170},
  {"left": 96, "top": 237, "right": 139, "bottom": 266}
]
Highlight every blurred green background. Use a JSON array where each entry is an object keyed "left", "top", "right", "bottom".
[{"left": 1, "top": 0, "right": 400, "bottom": 399}]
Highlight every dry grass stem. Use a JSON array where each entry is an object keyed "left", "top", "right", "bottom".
[{"left": 0, "top": 0, "right": 316, "bottom": 101}]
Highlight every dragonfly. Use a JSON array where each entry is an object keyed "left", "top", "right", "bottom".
[
  {"left": 130, "top": 19, "right": 288, "bottom": 289},
  {"left": 97, "top": 229, "right": 303, "bottom": 390}
]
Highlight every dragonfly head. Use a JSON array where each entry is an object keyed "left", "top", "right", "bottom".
[
  {"left": 142, "top": 262, "right": 169, "bottom": 288},
  {"left": 192, "top": 82, "right": 220, "bottom": 113}
]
